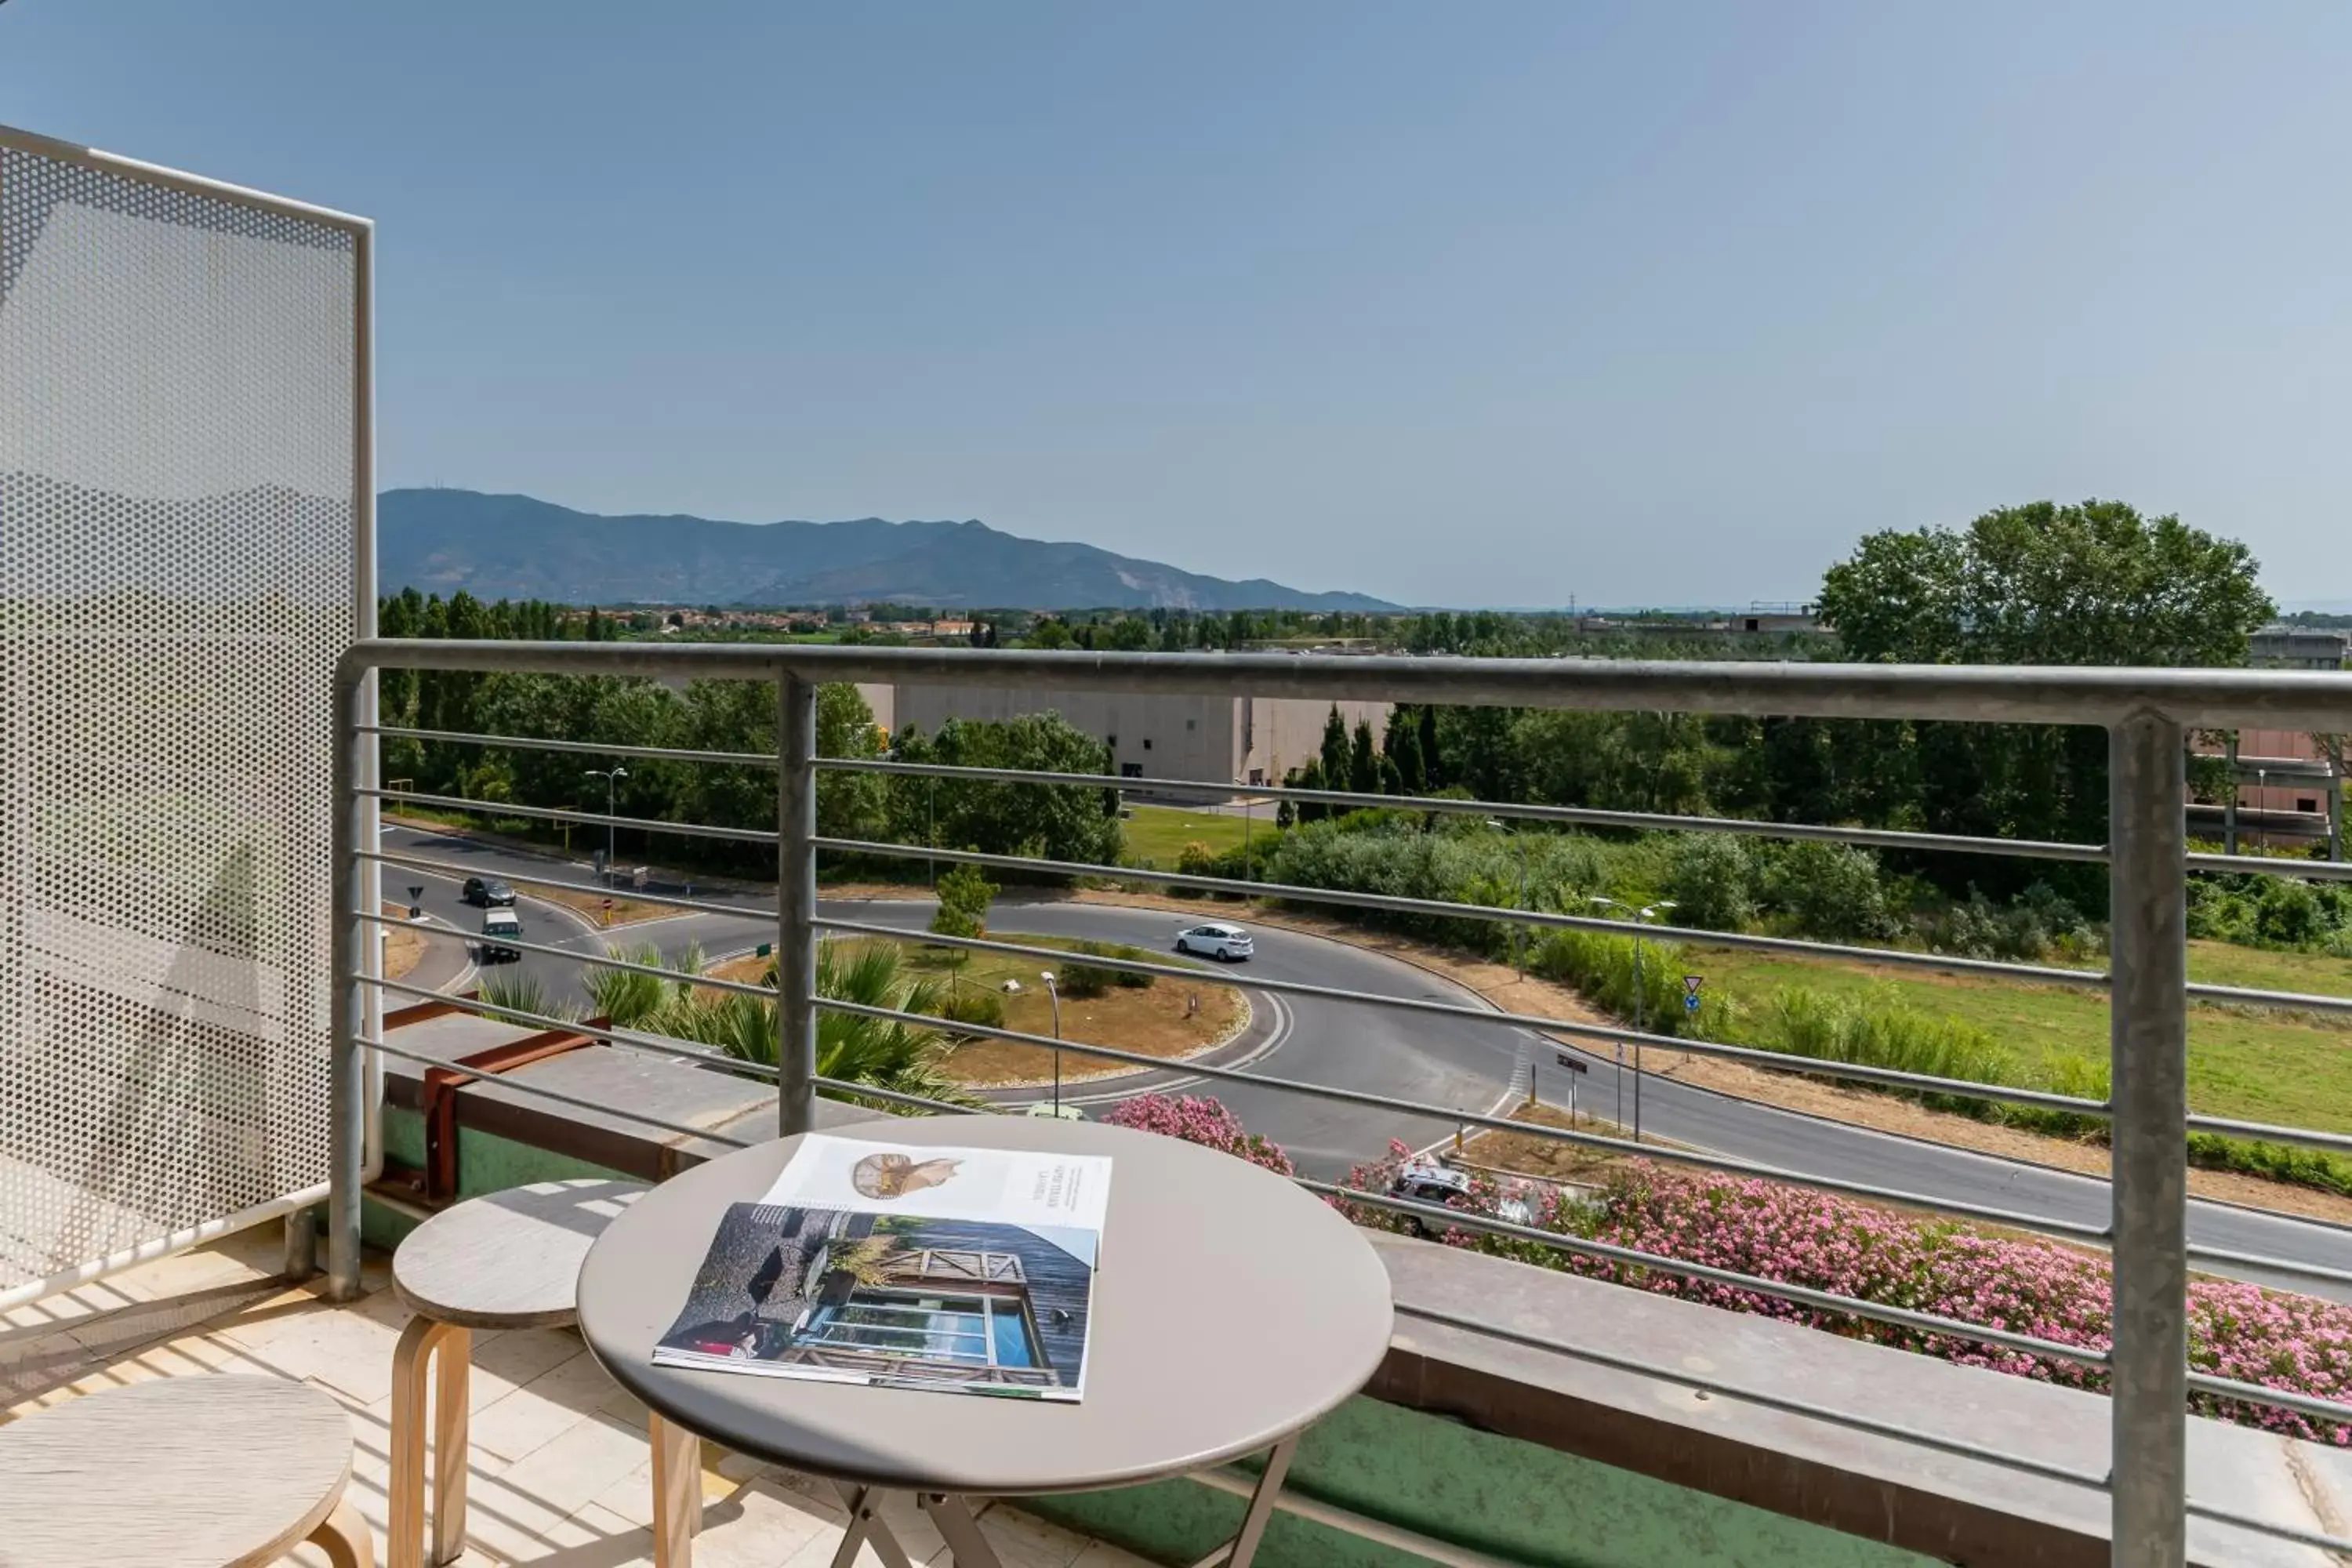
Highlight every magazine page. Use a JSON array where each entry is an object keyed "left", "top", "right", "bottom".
[
  {"left": 652, "top": 1201, "right": 1096, "bottom": 1401},
  {"left": 758, "top": 1133, "right": 1112, "bottom": 1238}
]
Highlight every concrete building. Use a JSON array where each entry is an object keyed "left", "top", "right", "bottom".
[
  {"left": 2249, "top": 626, "right": 2351, "bottom": 671},
  {"left": 890, "top": 682, "right": 1390, "bottom": 796}
]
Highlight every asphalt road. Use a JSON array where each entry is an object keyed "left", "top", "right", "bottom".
[{"left": 380, "top": 823, "right": 2352, "bottom": 1300}]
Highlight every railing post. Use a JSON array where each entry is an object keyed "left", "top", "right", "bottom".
[
  {"left": 777, "top": 673, "right": 820, "bottom": 1136},
  {"left": 2107, "top": 710, "right": 2188, "bottom": 1567},
  {"left": 325, "top": 662, "right": 370, "bottom": 1301}
]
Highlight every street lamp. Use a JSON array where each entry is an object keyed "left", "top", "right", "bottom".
[
  {"left": 583, "top": 767, "right": 628, "bottom": 884},
  {"left": 1039, "top": 971, "right": 1064, "bottom": 1115},
  {"left": 1485, "top": 818, "right": 1530, "bottom": 979},
  {"left": 1589, "top": 896, "right": 1676, "bottom": 1144}
]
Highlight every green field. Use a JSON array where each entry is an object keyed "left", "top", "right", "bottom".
[
  {"left": 1119, "top": 804, "right": 1268, "bottom": 866},
  {"left": 1684, "top": 939, "right": 2352, "bottom": 1133}
]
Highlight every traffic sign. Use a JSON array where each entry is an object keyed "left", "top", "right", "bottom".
[
  {"left": 756, "top": 942, "right": 773, "bottom": 959},
  {"left": 408, "top": 884, "right": 424, "bottom": 919},
  {"left": 1683, "top": 974, "right": 1703, "bottom": 1014},
  {"left": 1553, "top": 1051, "right": 1588, "bottom": 1074}
]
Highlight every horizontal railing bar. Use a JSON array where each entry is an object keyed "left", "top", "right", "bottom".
[
  {"left": 813, "top": 917, "right": 2114, "bottom": 1117},
  {"left": 2183, "top": 980, "right": 2352, "bottom": 1017},
  {"left": 2186, "top": 850, "right": 2352, "bottom": 884},
  {"left": 341, "top": 640, "right": 2352, "bottom": 730},
  {"left": 1392, "top": 1301, "right": 2112, "bottom": 1489},
  {"left": 815, "top": 996, "right": 2112, "bottom": 1241},
  {"left": 352, "top": 909, "right": 777, "bottom": 998},
  {"left": 363, "top": 846, "right": 769, "bottom": 923},
  {"left": 815, "top": 837, "right": 2114, "bottom": 989},
  {"left": 2181, "top": 1243, "right": 2352, "bottom": 1292},
  {"left": 367, "top": 973, "right": 783, "bottom": 1084},
  {"left": 363, "top": 786, "right": 780, "bottom": 845},
  {"left": 1299, "top": 1180, "right": 2110, "bottom": 1367},
  {"left": 813, "top": 1076, "right": 983, "bottom": 1117},
  {"left": 2186, "top": 1370, "right": 2352, "bottom": 1428},
  {"left": 370, "top": 723, "right": 775, "bottom": 768},
  {"left": 2182, "top": 1502, "right": 2352, "bottom": 1558},
  {"left": 362, "top": 1034, "right": 756, "bottom": 1150},
  {"left": 821, "top": 756, "right": 2111, "bottom": 863},
  {"left": 2183, "top": 1114, "right": 2352, "bottom": 1158}
]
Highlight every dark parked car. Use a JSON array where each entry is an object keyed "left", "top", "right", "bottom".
[{"left": 462, "top": 876, "right": 515, "bottom": 908}]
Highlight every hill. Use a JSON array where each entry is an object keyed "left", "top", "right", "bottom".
[{"left": 377, "top": 489, "right": 1398, "bottom": 612}]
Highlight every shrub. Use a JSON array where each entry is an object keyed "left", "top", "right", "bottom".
[
  {"left": 1761, "top": 840, "right": 1893, "bottom": 942},
  {"left": 1103, "top": 1094, "right": 1294, "bottom": 1175},
  {"left": 936, "top": 987, "right": 1007, "bottom": 1032},
  {"left": 2257, "top": 878, "right": 2326, "bottom": 946},
  {"left": 1661, "top": 833, "right": 1756, "bottom": 931},
  {"left": 1343, "top": 1145, "right": 2352, "bottom": 1444}
]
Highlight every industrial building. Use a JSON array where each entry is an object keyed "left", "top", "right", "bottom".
[{"left": 888, "top": 683, "right": 1389, "bottom": 797}]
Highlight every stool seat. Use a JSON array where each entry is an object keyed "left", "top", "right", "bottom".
[
  {"left": 0, "top": 1375, "right": 369, "bottom": 1567},
  {"left": 387, "top": 1178, "right": 658, "bottom": 1567},
  {"left": 394, "top": 1178, "right": 646, "bottom": 1329}
]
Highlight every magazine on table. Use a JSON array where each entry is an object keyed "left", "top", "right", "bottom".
[{"left": 651, "top": 1134, "right": 1110, "bottom": 1402}]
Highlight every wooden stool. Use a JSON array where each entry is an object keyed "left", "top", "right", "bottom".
[
  {"left": 0, "top": 1374, "right": 374, "bottom": 1566},
  {"left": 388, "top": 1178, "right": 688, "bottom": 1568}
]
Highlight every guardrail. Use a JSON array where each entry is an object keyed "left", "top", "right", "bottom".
[{"left": 329, "top": 639, "right": 2352, "bottom": 1568}]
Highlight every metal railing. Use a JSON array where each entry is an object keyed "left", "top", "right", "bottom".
[{"left": 328, "top": 639, "right": 2352, "bottom": 1568}]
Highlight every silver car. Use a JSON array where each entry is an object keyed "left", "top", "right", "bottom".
[{"left": 1174, "top": 922, "right": 1254, "bottom": 961}]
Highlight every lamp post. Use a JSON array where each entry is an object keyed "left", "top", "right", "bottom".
[
  {"left": 1038, "top": 971, "right": 1064, "bottom": 1114},
  {"left": 1486, "top": 818, "right": 1530, "bottom": 979},
  {"left": 583, "top": 767, "right": 627, "bottom": 884},
  {"left": 1589, "top": 896, "right": 1676, "bottom": 1143}
]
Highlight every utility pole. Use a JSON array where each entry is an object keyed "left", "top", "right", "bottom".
[{"left": 583, "top": 766, "right": 627, "bottom": 884}]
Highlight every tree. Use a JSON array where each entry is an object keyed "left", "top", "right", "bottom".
[
  {"left": 1348, "top": 718, "right": 1379, "bottom": 793},
  {"left": 886, "top": 714, "right": 1121, "bottom": 866},
  {"left": 1385, "top": 708, "right": 1427, "bottom": 794},
  {"left": 1818, "top": 499, "right": 2274, "bottom": 873},
  {"left": 931, "top": 862, "right": 996, "bottom": 940},
  {"left": 1319, "top": 705, "right": 1351, "bottom": 792}
]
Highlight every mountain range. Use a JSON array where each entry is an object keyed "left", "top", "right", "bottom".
[{"left": 378, "top": 489, "right": 1398, "bottom": 612}]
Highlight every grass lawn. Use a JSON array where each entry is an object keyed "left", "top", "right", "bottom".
[
  {"left": 707, "top": 931, "right": 1244, "bottom": 1089},
  {"left": 1119, "top": 804, "right": 1272, "bottom": 866},
  {"left": 1682, "top": 939, "right": 2352, "bottom": 1134}
]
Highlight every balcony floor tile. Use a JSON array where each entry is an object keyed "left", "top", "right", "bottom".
[{"left": 0, "top": 1233, "right": 1152, "bottom": 1567}]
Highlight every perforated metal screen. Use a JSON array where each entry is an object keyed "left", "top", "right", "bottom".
[{"left": 0, "top": 135, "right": 365, "bottom": 1291}]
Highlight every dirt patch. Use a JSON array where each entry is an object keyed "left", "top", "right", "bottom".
[
  {"left": 1458, "top": 1100, "right": 1629, "bottom": 1186},
  {"left": 381, "top": 902, "right": 426, "bottom": 983},
  {"left": 516, "top": 879, "right": 673, "bottom": 928},
  {"left": 697, "top": 931, "right": 1247, "bottom": 1090}
]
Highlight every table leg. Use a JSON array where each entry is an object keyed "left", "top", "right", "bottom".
[
  {"left": 829, "top": 1483, "right": 920, "bottom": 1568},
  {"left": 1189, "top": 1436, "right": 1299, "bottom": 1568},
  {"left": 920, "top": 1493, "right": 1007, "bottom": 1568},
  {"left": 431, "top": 1325, "right": 471, "bottom": 1566},
  {"left": 650, "top": 1412, "right": 700, "bottom": 1567}
]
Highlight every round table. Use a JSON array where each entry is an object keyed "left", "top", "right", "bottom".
[{"left": 576, "top": 1116, "right": 1393, "bottom": 1568}]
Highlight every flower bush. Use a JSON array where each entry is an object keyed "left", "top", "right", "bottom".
[
  {"left": 1102, "top": 1094, "right": 1294, "bottom": 1176},
  {"left": 1136, "top": 1100, "right": 2352, "bottom": 1446}
]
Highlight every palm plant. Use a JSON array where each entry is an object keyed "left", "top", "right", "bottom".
[
  {"left": 583, "top": 943, "right": 670, "bottom": 1027},
  {"left": 628, "top": 938, "right": 966, "bottom": 1106},
  {"left": 475, "top": 970, "right": 578, "bottom": 1026}
]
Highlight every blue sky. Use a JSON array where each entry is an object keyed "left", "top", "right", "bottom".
[{"left": 5, "top": 4, "right": 2347, "bottom": 608}]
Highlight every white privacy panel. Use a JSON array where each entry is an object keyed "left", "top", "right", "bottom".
[{"left": 0, "top": 132, "right": 365, "bottom": 1291}]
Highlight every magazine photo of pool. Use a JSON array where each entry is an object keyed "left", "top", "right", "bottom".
[{"left": 652, "top": 1201, "right": 1097, "bottom": 1400}]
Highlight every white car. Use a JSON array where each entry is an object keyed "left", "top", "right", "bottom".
[{"left": 1174, "top": 922, "right": 1254, "bottom": 962}]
